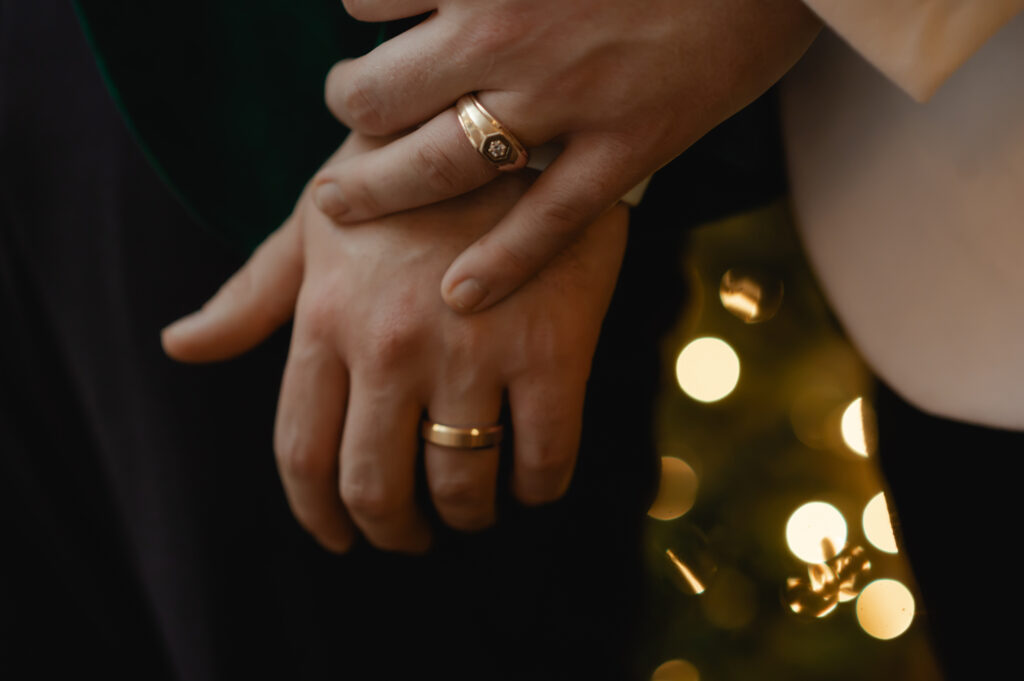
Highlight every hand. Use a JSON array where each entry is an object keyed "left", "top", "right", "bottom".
[
  {"left": 313, "top": 0, "right": 820, "bottom": 312},
  {"left": 160, "top": 133, "right": 628, "bottom": 553}
]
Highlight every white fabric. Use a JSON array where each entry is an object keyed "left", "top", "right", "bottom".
[
  {"left": 801, "top": 0, "right": 1024, "bottom": 101},
  {"left": 782, "top": 14, "right": 1024, "bottom": 429}
]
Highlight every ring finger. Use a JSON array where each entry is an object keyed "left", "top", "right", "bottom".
[
  {"left": 312, "top": 94, "right": 558, "bottom": 225},
  {"left": 423, "top": 376, "right": 504, "bottom": 532}
]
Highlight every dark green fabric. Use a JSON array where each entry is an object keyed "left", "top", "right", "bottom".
[{"left": 73, "top": 1, "right": 377, "bottom": 255}]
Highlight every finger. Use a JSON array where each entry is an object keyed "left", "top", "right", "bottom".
[
  {"left": 161, "top": 216, "right": 303, "bottom": 362},
  {"left": 507, "top": 369, "right": 586, "bottom": 506},
  {"left": 311, "top": 108, "right": 499, "bottom": 224},
  {"left": 440, "top": 138, "right": 641, "bottom": 313},
  {"left": 423, "top": 365, "right": 503, "bottom": 531},
  {"left": 325, "top": 17, "right": 482, "bottom": 136},
  {"left": 274, "top": 314, "right": 355, "bottom": 553},
  {"left": 341, "top": 0, "right": 435, "bottom": 23},
  {"left": 339, "top": 373, "right": 432, "bottom": 553}
]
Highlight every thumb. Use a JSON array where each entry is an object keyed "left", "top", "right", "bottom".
[
  {"left": 161, "top": 215, "right": 304, "bottom": 363},
  {"left": 440, "top": 140, "right": 636, "bottom": 313}
]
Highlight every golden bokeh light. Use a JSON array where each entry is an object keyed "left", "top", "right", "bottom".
[
  {"left": 784, "top": 562, "right": 840, "bottom": 618},
  {"left": 719, "top": 268, "right": 784, "bottom": 323},
  {"left": 833, "top": 545, "right": 872, "bottom": 602},
  {"left": 666, "top": 548, "right": 707, "bottom": 595},
  {"left": 648, "top": 457, "right": 699, "bottom": 520},
  {"left": 675, "top": 337, "right": 740, "bottom": 403},
  {"left": 840, "top": 397, "right": 875, "bottom": 457},
  {"left": 856, "top": 579, "right": 915, "bottom": 640},
  {"left": 652, "top": 659, "right": 700, "bottom": 681},
  {"left": 786, "top": 501, "right": 847, "bottom": 564},
  {"left": 862, "top": 492, "right": 899, "bottom": 554}
]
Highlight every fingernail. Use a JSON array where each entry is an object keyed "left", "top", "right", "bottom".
[
  {"left": 446, "top": 278, "right": 488, "bottom": 311},
  {"left": 312, "top": 182, "right": 348, "bottom": 219}
]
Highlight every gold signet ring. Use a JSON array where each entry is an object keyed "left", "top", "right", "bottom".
[
  {"left": 421, "top": 419, "right": 504, "bottom": 450},
  {"left": 456, "top": 94, "right": 528, "bottom": 171}
]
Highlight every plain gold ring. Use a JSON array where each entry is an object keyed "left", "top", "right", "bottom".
[{"left": 421, "top": 419, "right": 504, "bottom": 450}]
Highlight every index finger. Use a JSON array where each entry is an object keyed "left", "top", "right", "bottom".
[
  {"left": 274, "top": 315, "right": 356, "bottom": 553},
  {"left": 440, "top": 138, "right": 644, "bottom": 312}
]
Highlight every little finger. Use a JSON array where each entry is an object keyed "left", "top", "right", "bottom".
[{"left": 507, "top": 369, "right": 587, "bottom": 506}]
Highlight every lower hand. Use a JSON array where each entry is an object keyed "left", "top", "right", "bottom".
[{"left": 160, "top": 133, "right": 628, "bottom": 553}]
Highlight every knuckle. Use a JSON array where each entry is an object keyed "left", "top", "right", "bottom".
[
  {"left": 296, "top": 288, "right": 341, "bottom": 342},
  {"left": 339, "top": 74, "right": 389, "bottom": 134},
  {"left": 340, "top": 476, "right": 401, "bottom": 523},
  {"left": 331, "top": 172, "right": 383, "bottom": 218},
  {"left": 361, "top": 312, "right": 423, "bottom": 375},
  {"left": 274, "top": 430, "right": 330, "bottom": 482},
  {"left": 324, "top": 61, "right": 349, "bottom": 119},
  {"left": 431, "top": 475, "right": 490, "bottom": 512},
  {"left": 441, "top": 323, "right": 494, "bottom": 368},
  {"left": 477, "top": 235, "right": 534, "bottom": 283},
  {"left": 530, "top": 325, "right": 590, "bottom": 373},
  {"left": 537, "top": 194, "right": 588, "bottom": 234},
  {"left": 516, "top": 403, "right": 581, "bottom": 482},
  {"left": 519, "top": 442, "right": 574, "bottom": 481},
  {"left": 413, "top": 141, "right": 467, "bottom": 196},
  {"left": 464, "top": 11, "right": 526, "bottom": 56}
]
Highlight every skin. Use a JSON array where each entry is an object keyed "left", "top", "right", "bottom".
[
  {"left": 161, "top": 133, "right": 628, "bottom": 553},
  {"left": 314, "top": 0, "right": 822, "bottom": 312},
  {"left": 162, "top": 0, "right": 821, "bottom": 553}
]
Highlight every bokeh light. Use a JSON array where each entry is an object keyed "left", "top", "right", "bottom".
[
  {"left": 666, "top": 548, "right": 707, "bottom": 595},
  {"left": 675, "top": 337, "right": 740, "bottom": 403},
  {"left": 841, "top": 397, "right": 872, "bottom": 457},
  {"left": 648, "top": 457, "right": 699, "bottom": 520},
  {"left": 833, "top": 546, "right": 873, "bottom": 602},
  {"left": 862, "top": 492, "right": 899, "bottom": 554},
  {"left": 784, "top": 562, "right": 840, "bottom": 618},
  {"left": 651, "top": 659, "right": 700, "bottom": 681},
  {"left": 786, "top": 501, "right": 847, "bottom": 564},
  {"left": 856, "top": 579, "right": 915, "bottom": 640},
  {"left": 719, "top": 267, "right": 784, "bottom": 323}
]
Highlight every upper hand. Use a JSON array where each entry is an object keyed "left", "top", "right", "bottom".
[
  {"left": 314, "top": 0, "right": 820, "bottom": 312},
  {"left": 160, "top": 133, "right": 628, "bottom": 553}
]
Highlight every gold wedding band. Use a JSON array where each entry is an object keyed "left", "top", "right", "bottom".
[
  {"left": 456, "top": 94, "right": 528, "bottom": 171},
  {"left": 421, "top": 419, "right": 504, "bottom": 450}
]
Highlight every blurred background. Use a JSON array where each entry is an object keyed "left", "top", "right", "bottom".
[{"left": 636, "top": 200, "right": 942, "bottom": 681}]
